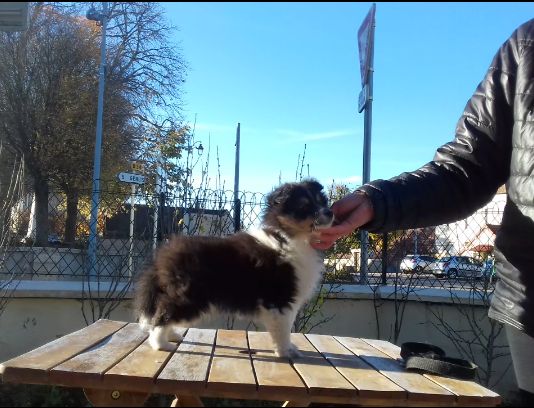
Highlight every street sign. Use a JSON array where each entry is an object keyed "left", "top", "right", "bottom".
[
  {"left": 357, "top": 3, "right": 376, "bottom": 87},
  {"left": 118, "top": 172, "right": 145, "bottom": 185},
  {"left": 358, "top": 84, "right": 369, "bottom": 113},
  {"left": 131, "top": 161, "right": 145, "bottom": 173},
  {"left": 0, "top": 2, "right": 29, "bottom": 32}
]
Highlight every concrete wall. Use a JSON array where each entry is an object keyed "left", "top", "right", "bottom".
[{"left": 0, "top": 283, "right": 514, "bottom": 400}]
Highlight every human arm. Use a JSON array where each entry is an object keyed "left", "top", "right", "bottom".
[{"left": 313, "top": 24, "right": 521, "bottom": 250}]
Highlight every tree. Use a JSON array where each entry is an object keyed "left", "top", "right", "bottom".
[
  {"left": 0, "top": 2, "right": 188, "bottom": 247},
  {"left": 0, "top": 145, "right": 25, "bottom": 318}
]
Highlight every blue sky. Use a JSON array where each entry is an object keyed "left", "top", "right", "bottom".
[{"left": 160, "top": 2, "right": 534, "bottom": 195}]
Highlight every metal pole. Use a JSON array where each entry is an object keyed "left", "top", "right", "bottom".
[
  {"left": 159, "top": 189, "right": 166, "bottom": 241},
  {"left": 234, "top": 123, "right": 241, "bottom": 233},
  {"left": 128, "top": 183, "right": 135, "bottom": 277},
  {"left": 359, "top": 6, "right": 375, "bottom": 285},
  {"left": 87, "top": 2, "right": 108, "bottom": 278},
  {"left": 152, "top": 165, "right": 160, "bottom": 251},
  {"left": 381, "top": 233, "right": 388, "bottom": 285}
]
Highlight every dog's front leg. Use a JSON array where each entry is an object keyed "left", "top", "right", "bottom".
[
  {"left": 148, "top": 325, "right": 176, "bottom": 352},
  {"left": 261, "top": 308, "right": 301, "bottom": 359}
]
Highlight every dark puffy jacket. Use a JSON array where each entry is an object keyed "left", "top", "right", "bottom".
[{"left": 358, "top": 19, "right": 534, "bottom": 337}]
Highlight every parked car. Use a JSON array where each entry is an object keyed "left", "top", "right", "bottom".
[
  {"left": 431, "top": 256, "right": 485, "bottom": 279},
  {"left": 400, "top": 255, "right": 437, "bottom": 274}
]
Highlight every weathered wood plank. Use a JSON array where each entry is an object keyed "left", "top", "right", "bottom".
[
  {"left": 0, "top": 319, "right": 127, "bottom": 384},
  {"left": 290, "top": 333, "right": 357, "bottom": 399},
  {"left": 103, "top": 327, "right": 188, "bottom": 392},
  {"left": 83, "top": 388, "right": 150, "bottom": 407},
  {"left": 361, "top": 338, "right": 502, "bottom": 406},
  {"left": 49, "top": 323, "right": 148, "bottom": 389},
  {"left": 335, "top": 337, "right": 453, "bottom": 403},
  {"left": 155, "top": 328, "right": 216, "bottom": 395},
  {"left": 247, "top": 331, "right": 308, "bottom": 401},
  {"left": 305, "top": 334, "right": 406, "bottom": 400},
  {"left": 207, "top": 329, "right": 257, "bottom": 395}
]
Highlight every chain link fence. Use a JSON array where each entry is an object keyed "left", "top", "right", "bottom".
[
  {"left": 0, "top": 182, "right": 265, "bottom": 282},
  {"left": 324, "top": 200, "right": 503, "bottom": 292},
  {"left": 0, "top": 182, "right": 503, "bottom": 292}
]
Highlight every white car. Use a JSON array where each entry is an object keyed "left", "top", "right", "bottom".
[
  {"left": 400, "top": 255, "right": 437, "bottom": 274},
  {"left": 432, "top": 256, "right": 485, "bottom": 279}
]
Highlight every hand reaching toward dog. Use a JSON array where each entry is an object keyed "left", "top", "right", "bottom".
[{"left": 311, "top": 191, "right": 374, "bottom": 250}]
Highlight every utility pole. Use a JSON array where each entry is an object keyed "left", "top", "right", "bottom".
[
  {"left": 234, "top": 123, "right": 241, "bottom": 233},
  {"left": 357, "top": 4, "right": 376, "bottom": 284},
  {"left": 87, "top": 2, "right": 108, "bottom": 277}
]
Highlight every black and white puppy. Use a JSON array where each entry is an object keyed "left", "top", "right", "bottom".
[{"left": 133, "top": 179, "right": 333, "bottom": 358}]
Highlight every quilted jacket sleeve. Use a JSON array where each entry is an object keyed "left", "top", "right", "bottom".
[{"left": 357, "top": 24, "right": 521, "bottom": 233}]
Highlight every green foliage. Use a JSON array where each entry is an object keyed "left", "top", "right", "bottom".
[{"left": 136, "top": 122, "right": 191, "bottom": 195}]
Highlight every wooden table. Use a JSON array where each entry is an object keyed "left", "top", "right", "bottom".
[{"left": 0, "top": 319, "right": 501, "bottom": 407}]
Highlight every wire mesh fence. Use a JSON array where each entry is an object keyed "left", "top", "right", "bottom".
[
  {"left": 0, "top": 181, "right": 503, "bottom": 292},
  {"left": 0, "top": 182, "right": 266, "bottom": 281},
  {"left": 323, "top": 199, "right": 503, "bottom": 292}
]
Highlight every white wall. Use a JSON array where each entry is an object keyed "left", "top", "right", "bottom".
[{"left": 0, "top": 284, "right": 515, "bottom": 401}]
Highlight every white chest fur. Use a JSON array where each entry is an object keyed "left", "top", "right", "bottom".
[{"left": 247, "top": 229, "right": 324, "bottom": 308}]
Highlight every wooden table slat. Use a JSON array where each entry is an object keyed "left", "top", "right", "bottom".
[
  {"left": 0, "top": 319, "right": 503, "bottom": 407},
  {"left": 247, "top": 331, "right": 308, "bottom": 400},
  {"left": 361, "top": 338, "right": 502, "bottom": 405},
  {"left": 290, "top": 333, "right": 357, "bottom": 399},
  {"left": 156, "top": 328, "right": 216, "bottom": 394},
  {"left": 0, "top": 319, "right": 127, "bottom": 384},
  {"left": 49, "top": 323, "right": 148, "bottom": 388},
  {"left": 103, "top": 327, "right": 189, "bottom": 392},
  {"left": 207, "top": 330, "right": 257, "bottom": 394},
  {"left": 335, "top": 337, "right": 453, "bottom": 403},
  {"left": 305, "top": 334, "right": 406, "bottom": 400}
]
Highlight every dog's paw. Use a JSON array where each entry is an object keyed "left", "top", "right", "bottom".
[
  {"left": 167, "top": 329, "right": 184, "bottom": 343},
  {"left": 148, "top": 338, "right": 176, "bottom": 352},
  {"left": 275, "top": 344, "right": 302, "bottom": 359}
]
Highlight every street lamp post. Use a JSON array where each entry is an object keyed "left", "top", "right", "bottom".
[
  {"left": 86, "top": 2, "right": 108, "bottom": 278},
  {"left": 182, "top": 139, "right": 204, "bottom": 236}
]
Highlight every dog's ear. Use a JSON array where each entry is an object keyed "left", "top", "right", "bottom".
[
  {"left": 266, "top": 184, "right": 291, "bottom": 208},
  {"left": 303, "top": 179, "right": 323, "bottom": 193}
]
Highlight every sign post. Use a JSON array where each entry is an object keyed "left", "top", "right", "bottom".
[
  {"left": 0, "top": 2, "right": 29, "bottom": 32},
  {"left": 117, "top": 166, "right": 146, "bottom": 277},
  {"left": 357, "top": 3, "right": 376, "bottom": 284}
]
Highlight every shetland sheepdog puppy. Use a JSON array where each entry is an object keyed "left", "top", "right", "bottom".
[{"left": 134, "top": 179, "right": 334, "bottom": 358}]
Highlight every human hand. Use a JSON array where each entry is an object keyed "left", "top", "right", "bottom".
[{"left": 311, "top": 191, "right": 374, "bottom": 250}]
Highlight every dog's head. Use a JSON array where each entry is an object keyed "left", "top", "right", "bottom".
[{"left": 263, "top": 179, "right": 334, "bottom": 237}]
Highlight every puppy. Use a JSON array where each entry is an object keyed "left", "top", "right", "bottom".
[{"left": 133, "top": 178, "right": 334, "bottom": 358}]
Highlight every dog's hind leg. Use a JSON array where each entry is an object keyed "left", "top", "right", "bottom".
[{"left": 261, "top": 307, "right": 302, "bottom": 359}]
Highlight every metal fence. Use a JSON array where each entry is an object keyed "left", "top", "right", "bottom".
[
  {"left": 324, "top": 199, "right": 503, "bottom": 292},
  {"left": 0, "top": 183, "right": 265, "bottom": 281},
  {"left": 0, "top": 182, "right": 503, "bottom": 292}
]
